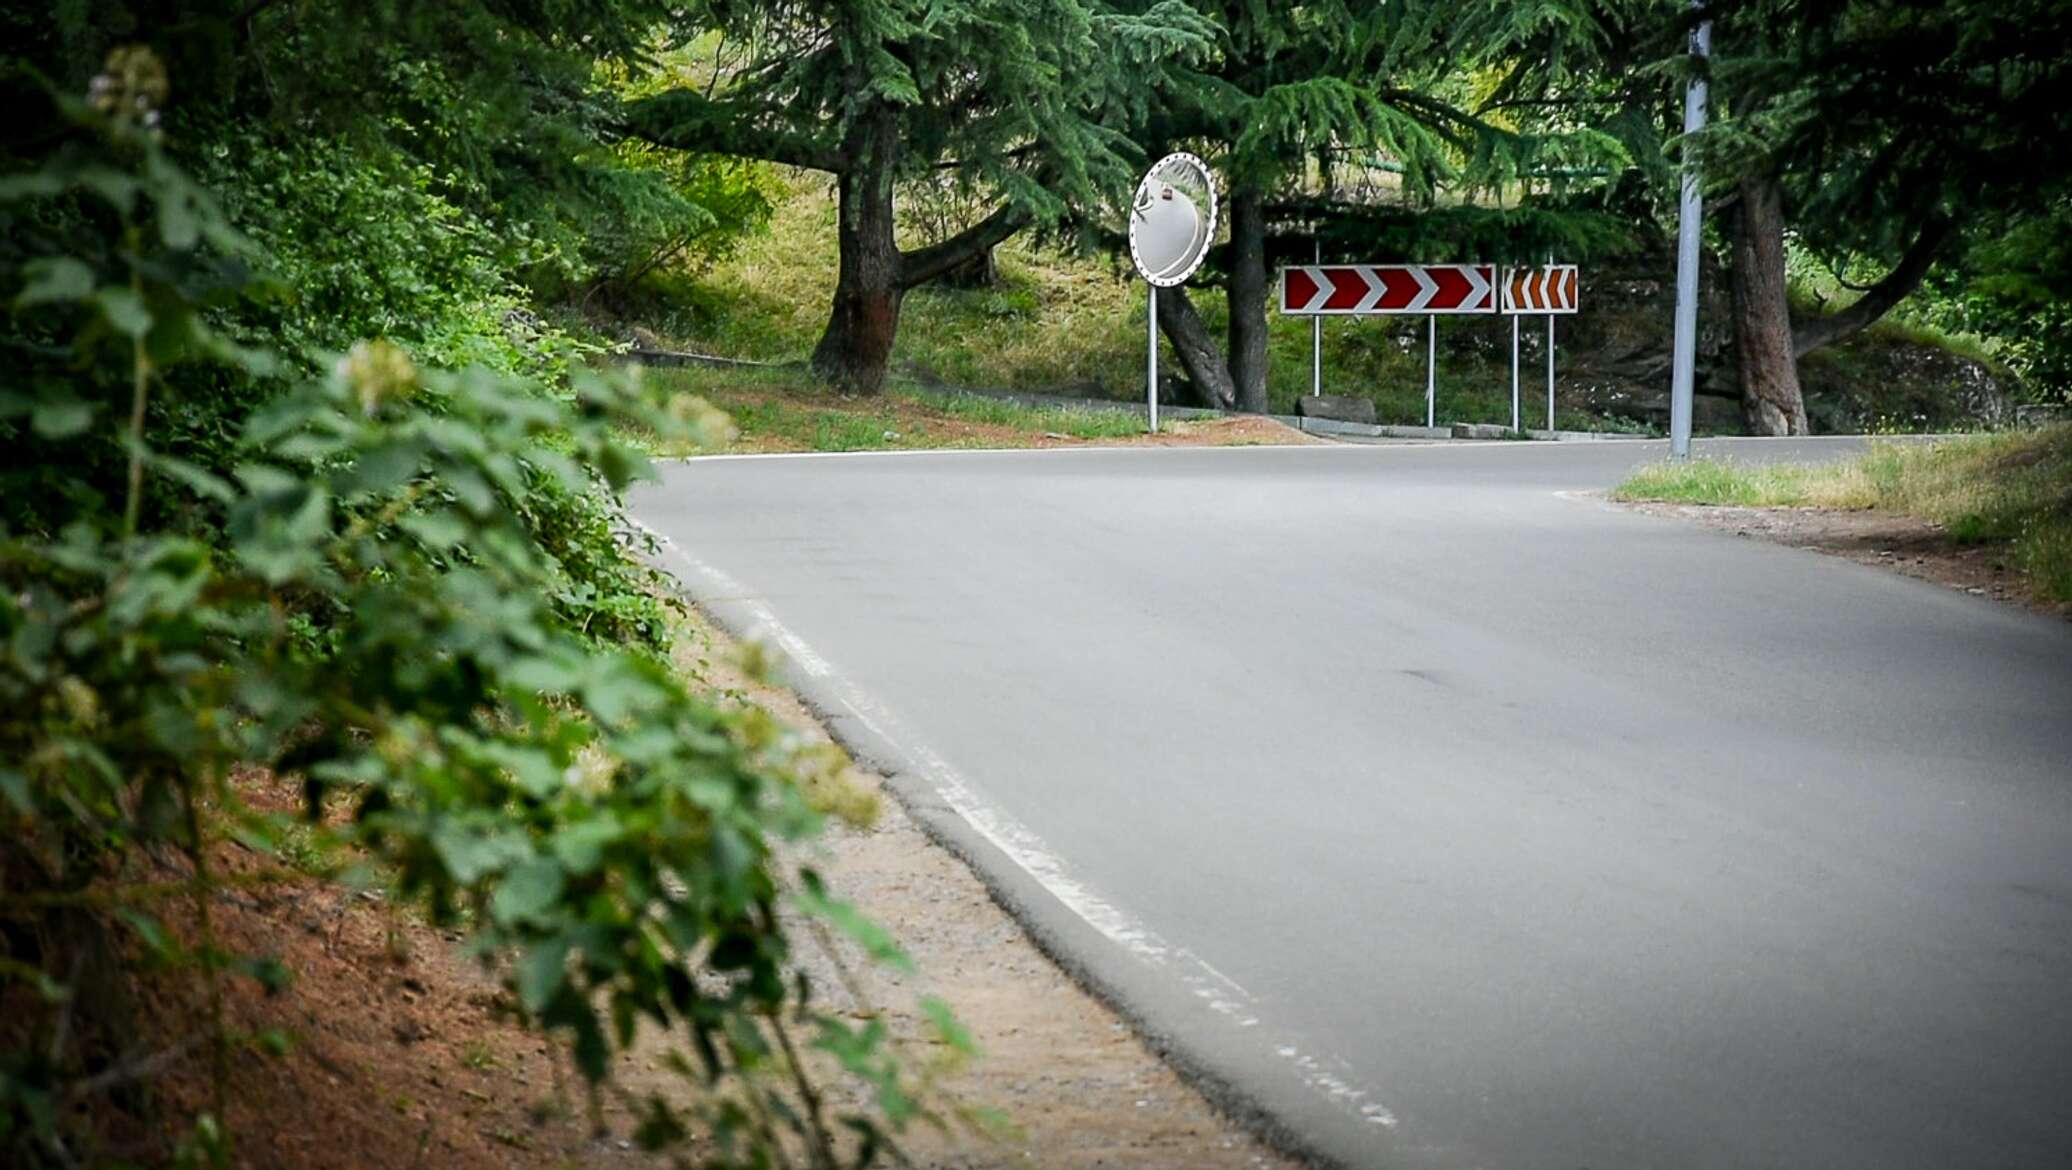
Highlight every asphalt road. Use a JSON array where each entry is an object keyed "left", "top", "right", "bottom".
[{"left": 630, "top": 437, "right": 2072, "bottom": 1170}]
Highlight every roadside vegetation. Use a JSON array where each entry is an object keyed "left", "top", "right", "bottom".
[
  {"left": 631, "top": 175, "right": 1576, "bottom": 428},
  {"left": 4, "top": 2, "right": 2069, "bottom": 1167},
  {"left": 624, "top": 367, "right": 1304, "bottom": 455},
  {"left": 1614, "top": 427, "right": 2072, "bottom": 600},
  {"left": 0, "top": 38, "right": 942, "bottom": 1170}
]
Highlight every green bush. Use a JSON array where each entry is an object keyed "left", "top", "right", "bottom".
[
  {"left": 1, "top": 51, "right": 942, "bottom": 1168},
  {"left": 199, "top": 131, "right": 569, "bottom": 377}
]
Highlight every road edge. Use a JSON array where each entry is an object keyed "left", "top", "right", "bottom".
[{"left": 632, "top": 522, "right": 1384, "bottom": 1170}]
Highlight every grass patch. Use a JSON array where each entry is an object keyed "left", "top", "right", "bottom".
[
  {"left": 911, "top": 389, "right": 1148, "bottom": 439},
  {"left": 623, "top": 171, "right": 1554, "bottom": 429},
  {"left": 621, "top": 364, "right": 1279, "bottom": 454},
  {"left": 1613, "top": 426, "right": 2072, "bottom": 599}
]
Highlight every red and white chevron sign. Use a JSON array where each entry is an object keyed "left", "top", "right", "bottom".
[
  {"left": 1501, "top": 265, "right": 1580, "bottom": 314},
  {"left": 1278, "top": 264, "right": 1498, "bottom": 316}
]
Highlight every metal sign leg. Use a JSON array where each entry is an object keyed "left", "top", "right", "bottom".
[
  {"left": 1147, "top": 284, "right": 1159, "bottom": 434},
  {"left": 1312, "top": 315, "right": 1322, "bottom": 397},
  {"left": 1426, "top": 315, "right": 1436, "bottom": 429},
  {"left": 1310, "top": 237, "right": 1323, "bottom": 399},
  {"left": 1510, "top": 314, "right": 1521, "bottom": 433},
  {"left": 1546, "top": 314, "right": 1557, "bottom": 433}
]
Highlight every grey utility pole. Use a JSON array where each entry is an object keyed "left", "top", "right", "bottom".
[{"left": 1669, "top": 4, "right": 1711, "bottom": 460}]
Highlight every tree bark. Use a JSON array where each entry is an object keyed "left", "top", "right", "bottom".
[
  {"left": 1791, "top": 218, "right": 1951, "bottom": 358},
  {"left": 1154, "top": 285, "right": 1239, "bottom": 410},
  {"left": 629, "top": 90, "right": 1044, "bottom": 397},
  {"left": 1731, "top": 174, "right": 1809, "bottom": 435},
  {"left": 1225, "top": 188, "right": 1271, "bottom": 413},
  {"left": 810, "top": 110, "right": 903, "bottom": 395}
]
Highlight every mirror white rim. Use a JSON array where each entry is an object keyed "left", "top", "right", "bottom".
[{"left": 1128, "top": 151, "right": 1217, "bottom": 288}]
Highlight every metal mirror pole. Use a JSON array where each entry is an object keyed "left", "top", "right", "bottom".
[
  {"left": 1146, "top": 284, "right": 1159, "bottom": 433},
  {"left": 1670, "top": 4, "right": 1711, "bottom": 460}
]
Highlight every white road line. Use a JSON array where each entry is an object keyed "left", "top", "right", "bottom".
[{"left": 631, "top": 514, "right": 1401, "bottom": 1131}]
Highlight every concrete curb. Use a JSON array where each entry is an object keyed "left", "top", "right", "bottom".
[{"left": 1529, "top": 428, "right": 1652, "bottom": 442}]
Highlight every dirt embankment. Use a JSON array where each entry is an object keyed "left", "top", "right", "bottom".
[
  {"left": 1623, "top": 500, "right": 2069, "bottom": 620},
  {"left": 103, "top": 631, "right": 1296, "bottom": 1169}
]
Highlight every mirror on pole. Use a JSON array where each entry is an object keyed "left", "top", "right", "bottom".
[{"left": 1129, "top": 153, "right": 1217, "bottom": 433}]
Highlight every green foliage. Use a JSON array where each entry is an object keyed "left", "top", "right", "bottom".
[
  {"left": 1614, "top": 428, "right": 2072, "bottom": 601},
  {"left": 198, "top": 131, "right": 555, "bottom": 375},
  {"left": 1, "top": 51, "right": 936, "bottom": 1168},
  {"left": 1686, "top": 0, "right": 2072, "bottom": 395},
  {"left": 1308, "top": 202, "right": 1640, "bottom": 267},
  {"left": 629, "top": 0, "right": 1217, "bottom": 230},
  {"left": 1916, "top": 201, "right": 2072, "bottom": 401},
  {"left": 1157, "top": 1, "right": 1538, "bottom": 196}
]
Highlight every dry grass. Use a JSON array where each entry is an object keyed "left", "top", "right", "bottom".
[
  {"left": 627, "top": 173, "right": 1540, "bottom": 422},
  {"left": 624, "top": 365, "right": 1317, "bottom": 455},
  {"left": 1613, "top": 427, "right": 2072, "bottom": 599}
]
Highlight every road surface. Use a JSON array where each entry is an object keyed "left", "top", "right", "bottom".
[{"left": 630, "top": 437, "right": 2072, "bottom": 1170}]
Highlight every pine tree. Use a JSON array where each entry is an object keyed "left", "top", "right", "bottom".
[
  {"left": 624, "top": 1, "right": 1214, "bottom": 395},
  {"left": 1695, "top": 0, "right": 2072, "bottom": 432},
  {"left": 1140, "top": 1, "right": 1619, "bottom": 412}
]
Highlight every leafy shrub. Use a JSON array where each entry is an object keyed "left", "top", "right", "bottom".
[
  {"left": 198, "top": 130, "right": 562, "bottom": 377},
  {"left": 1, "top": 50, "right": 941, "bottom": 1169}
]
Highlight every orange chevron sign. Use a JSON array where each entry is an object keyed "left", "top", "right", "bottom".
[{"left": 1501, "top": 265, "right": 1579, "bottom": 314}]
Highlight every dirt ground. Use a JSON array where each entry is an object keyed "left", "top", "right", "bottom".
[
  {"left": 110, "top": 616, "right": 1296, "bottom": 1169},
  {"left": 707, "top": 384, "right": 1326, "bottom": 454},
  {"left": 1622, "top": 500, "right": 2071, "bottom": 620}
]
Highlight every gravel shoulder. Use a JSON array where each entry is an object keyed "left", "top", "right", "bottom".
[
  {"left": 629, "top": 612, "right": 1302, "bottom": 1169},
  {"left": 1620, "top": 499, "right": 2071, "bottom": 619}
]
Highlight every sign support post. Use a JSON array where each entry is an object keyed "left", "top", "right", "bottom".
[
  {"left": 1426, "top": 315, "right": 1437, "bottom": 428},
  {"left": 1311, "top": 317, "right": 1322, "bottom": 397},
  {"left": 1498, "top": 265, "right": 1580, "bottom": 434},
  {"left": 1510, "top": 314, "right": 1521, "bottom": 433},
  {"left": 1311, "top": 239, "right": 1323, "bottom": 397}
]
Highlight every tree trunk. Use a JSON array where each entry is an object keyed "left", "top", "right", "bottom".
[
  {"left": 811, "top": 110, "right": 903, "bottom": 395},
  {"left": 1792, "top": 217, "right": 1951, "bottom": 358},
  {"left": 1226, "top": 188, "right": 1270, "bottom": 413},
  {"left": 1731, "top": 174, "right": 1809, "bottom": 435},
  {"left": 1155, "top": 285, "right": 1239, "bottom": 410}
]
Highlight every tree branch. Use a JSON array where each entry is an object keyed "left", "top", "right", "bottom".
[
  {"left": 620, "top": 88, "right": 848, "bottom": 174},
  {"left": 1791, "top": 217, "right": 1953, "bottom": 358},
  {"left": 896, "top": 202, "right": 1030, "bottom": 289}
]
